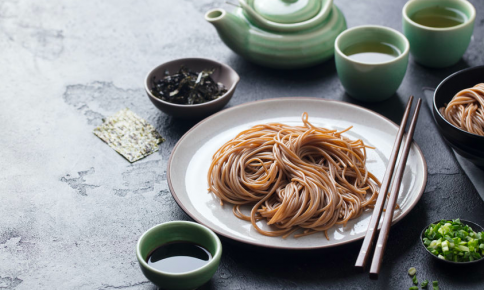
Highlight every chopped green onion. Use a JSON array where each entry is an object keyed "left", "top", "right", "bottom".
[
  {"left": 421, "top": 280, "right": 429, "bottom": 288},
  {"left": 408, "top": 267, "right": 417, "bottom": 276},
  {"left": 423, "top": 219, "right": 484, "bottom": 262},
  {"left": 412, "top": 275, "right": 418, "bottom": 285},
  {"left": 409, "top": 287, "right": 418, "bottom": 290},
  {"left": 432, "top": 281, "right": 439, "bottom": 290}
]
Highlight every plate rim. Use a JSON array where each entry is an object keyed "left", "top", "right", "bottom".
[{"left": 167, "top": 97, "right": 428, "bottom": 250}]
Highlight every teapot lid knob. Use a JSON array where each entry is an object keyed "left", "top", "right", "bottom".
[{"left": 251, "top": 0, "right": 322, "bottom": 24}]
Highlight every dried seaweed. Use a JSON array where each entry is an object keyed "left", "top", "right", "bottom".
[
  {"left": 93, "top": 108, "right": 164, "bottom": 162},
  {"left": 151, "top": 65, "right": 227, "bottom": 105}
]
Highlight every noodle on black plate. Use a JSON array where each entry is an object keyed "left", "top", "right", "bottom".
[{"left": 440, "top": 83, "right": 484, "bottom": 136}]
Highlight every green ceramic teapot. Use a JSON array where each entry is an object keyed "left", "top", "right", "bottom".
[{"left": 205, "top": 0, "right": 347, "bottom": 69}]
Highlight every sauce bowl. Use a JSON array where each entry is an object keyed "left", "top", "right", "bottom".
[{"left": 136, "top": 221, "right": 222, "bottom": 290}]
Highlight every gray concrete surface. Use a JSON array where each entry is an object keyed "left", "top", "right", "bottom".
[{"left": 1, "top": 0, "right": 484, "bottom": 289}]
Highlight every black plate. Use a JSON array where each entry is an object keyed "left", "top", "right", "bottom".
[
  {"left": 421, "top": 219, "right": 484, "bottom": 265},
  {"left": 433, "top": 66, "right": 484, "bottom": 167}
]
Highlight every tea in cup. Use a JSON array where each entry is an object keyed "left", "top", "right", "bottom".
[
  {"left": 335, "top": 25, "right": 410, "bottom": 102},
  {"left": 402, "top": 0, "right": 476, "bottom": 68}
]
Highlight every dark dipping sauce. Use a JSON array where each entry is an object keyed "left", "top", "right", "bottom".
[{"left": 146, "top": 241, "right": 212, "bottom": 273}]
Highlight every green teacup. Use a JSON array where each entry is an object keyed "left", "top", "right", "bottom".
[
  {"left": 335, "top": 25, "right": 410, "bottom": 102},
  {"left": 402, "top": 0, "right": 476, "bottom": 68},
  {"left": 136, "top": 221, "right": 222, "bottom": 290}
]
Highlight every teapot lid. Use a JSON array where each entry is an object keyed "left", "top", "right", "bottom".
[
  {"left": 239, "top": 0, "right": 333, "bottom": 32},
  {"left": 252, "top": 0, "right": 321, "bottom": 24}
]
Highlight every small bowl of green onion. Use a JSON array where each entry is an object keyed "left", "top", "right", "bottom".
[{"left": 421, "top": 219, "right": 484, "bottom": 264}]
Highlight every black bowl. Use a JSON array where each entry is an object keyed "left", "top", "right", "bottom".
[
  {"left": 433, "top": 65, "right": 484, "bottom": 167},
  {"left": 420, "top": 219, "right": 484, "bottom": 265}
]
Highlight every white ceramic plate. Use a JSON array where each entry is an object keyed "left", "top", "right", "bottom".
[{"left": 167, "top": 98, "right": 427, "bottom": 250}]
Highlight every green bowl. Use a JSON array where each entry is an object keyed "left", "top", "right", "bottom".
[
  {"left": 402, "top": 0, "right": 476, "bottom": 68},
  {"left": 136, "top": 221, "right": 222, "bottom": 290},
  {"left": 335, "top": 25, "right": 410, "bottom": 102}
]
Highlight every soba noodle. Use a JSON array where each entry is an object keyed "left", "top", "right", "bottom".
[
  {"left": 207, "top": 113, "right": 382, "bottom": 239},
  {"left": 440, "top": 83, "right": 484, "bottom": 136}
]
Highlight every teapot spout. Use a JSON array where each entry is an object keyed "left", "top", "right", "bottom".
[
  {"left": 205, "top": 9, "right": 249, "bottom": 56},
  {"left": 205, "top": 8, "right": 227, "bottom": 24}
]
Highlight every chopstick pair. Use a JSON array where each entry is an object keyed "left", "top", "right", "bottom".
[{"left": 355, "top": 95, "right": 422, "bottom": 279}]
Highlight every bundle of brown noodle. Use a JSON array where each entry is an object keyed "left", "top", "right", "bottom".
[
  {"left": 207, "top": 113, "right": 381, "bottom": 239},
  {"left": 440, "top": 83, "right": 484, "bottom": 136}
]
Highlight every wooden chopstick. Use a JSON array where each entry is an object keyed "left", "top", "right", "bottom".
[
  {"left": 369, "top": 98, "right": 422, "bottom": 279},
  {"left": 355, "top": 95, "right": 414, "bottom": 269}
]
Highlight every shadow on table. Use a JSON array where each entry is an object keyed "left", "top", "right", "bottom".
[
  {"left": 151, "top": 114, "right": 202, "bottom": 141},
  {"left": 212, "top": 200, "right": 431, "bottom": 287},
  {"left": 429, "top": 258, "right": 484, "bottom": 288},
  {"left": 227, "top": 54, "right": 338, "bottom": 84},
  {"left": 148, "top": 279, "right": 215, "bottom": 290},
  {"left": 411, "top": 57, "right": 471, "bottom": 82},
  {"left": 341, "top": 92, "right": 407, "bottom": 125}
]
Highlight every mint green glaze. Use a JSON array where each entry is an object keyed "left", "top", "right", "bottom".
[
  {"left": 239, "top": 0, "right": 333, "bottom": 32},
  {"left": 335, "top": 25, "right": 410, "bottom": 102},
  {"left": 136, "top": 221, "right": 222, "bottom": 290},
  {"left": 205, "top": 0, "right": 347, "bottom": 69},
  {"left": 402, "top": 0, "right": 475, "bottom": 68},
  {"left": 252, "top": 0, "right": 321, "bottom": 23}
]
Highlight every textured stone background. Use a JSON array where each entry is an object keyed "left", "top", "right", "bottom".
[{"left": 1, "top": 0, "right": 483, "bottom": 289}]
